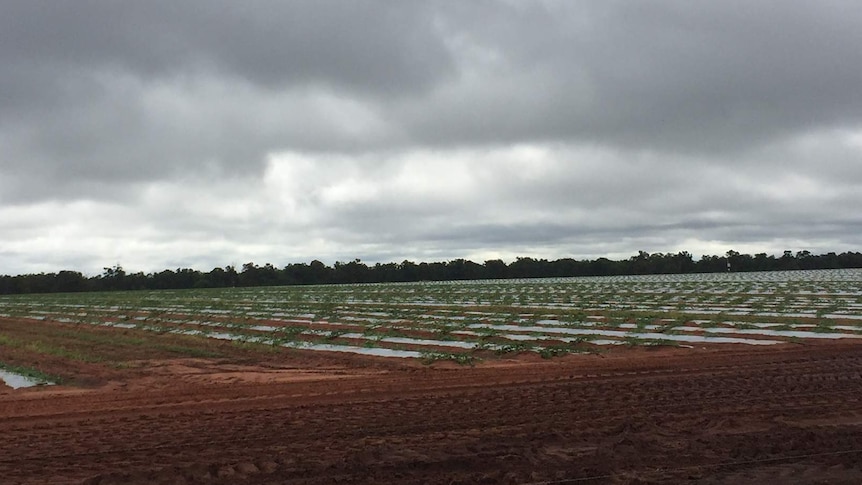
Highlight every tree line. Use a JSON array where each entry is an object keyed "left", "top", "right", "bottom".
[{"left": 2, "top": 250, "right": 862, "bottom": 295}]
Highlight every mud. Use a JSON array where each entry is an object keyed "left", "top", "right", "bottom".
[{"left": 2, "top": 341, "right": 862, "bottom": 484}]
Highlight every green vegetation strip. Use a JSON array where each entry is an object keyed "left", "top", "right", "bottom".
[
  {"left": 0, "top": 329, "right": 222, "bottom": 363},
  {"left": 0, "top": 333, "right": 103, "bottom": 363}
]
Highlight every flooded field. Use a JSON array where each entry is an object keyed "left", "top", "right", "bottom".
[{"left": 2, "top": 269, "right": 861, "bottom": 362}]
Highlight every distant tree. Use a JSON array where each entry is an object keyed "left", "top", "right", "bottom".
[
  {"left": 54, "top": 270, "right": 86, "bottom": 292},
  {"left": 446, "top": 259, "right": 484, "bottom": 280},
  {"left": 397, "top": 260, "right": 419, "bottom": 282},
  {"left": 510, "top": 257, "right": 542, "bottom": 278},
  {"left": 101, "top": 264, "right": 126, "bottom": 291},
  {"left": 308, "top": 260, "right": 331, "bottom": 284},
  {"left": 778, "top": 250, "right": 799, "bottom": 270},
  {"left": 484, "top": 259, "right": 508, "bottom": 279},
  {"left": 333, "top": 259, "right": 369, "bottom": 284},
  {"left": 372, "top": 262, "right": 399, "bottom": 282},
  {"left": 238, "top": 262, "right": 261, "bottom": 286},
  {"left": 5, "top": 249, "right": 862, "bottom": 295}
]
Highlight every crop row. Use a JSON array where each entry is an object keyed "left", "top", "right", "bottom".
[{"left": 1, "top": 269, "right": 861, "bottom": 361}]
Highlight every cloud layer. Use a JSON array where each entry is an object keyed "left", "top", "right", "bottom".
[{"left": 2, "top": 1, "right": 862, "bottom": 275}]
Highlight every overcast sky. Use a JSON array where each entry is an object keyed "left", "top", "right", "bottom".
[{"left": 2, "top": 1, "right": 862, "bottom": 276}]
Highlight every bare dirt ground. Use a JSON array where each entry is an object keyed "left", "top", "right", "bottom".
[{"left": 2, "top": 320, "right": 862, "bottom": 484}]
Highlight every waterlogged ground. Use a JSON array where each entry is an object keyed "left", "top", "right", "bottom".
[{"left": 2, "top": 269, "right": 862, "bottom": 363}]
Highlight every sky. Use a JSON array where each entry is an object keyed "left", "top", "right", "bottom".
[{"left": 2, "top": 1, "right": 862, "bottom": 276}]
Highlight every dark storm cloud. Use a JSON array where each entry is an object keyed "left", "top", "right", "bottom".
[
  {"left": 0, "top": 0, "right": 451, "bottom": 201},
  {"left": 4, "top": 0, "right": 862, "bottom": 190},
  {"left": 1, "top": 1, "right": 862, "bottom": 274},
  {"left": 1, "top": 1, "right": 452, "bottom": 94},
  {"left": 398, "top": 0, "right": 862, "bottom": 152},
  {"left": 3, "top": 2, "right": 860, "bottom": 162}
]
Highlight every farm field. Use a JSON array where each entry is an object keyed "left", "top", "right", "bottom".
[
  {"left": 3, "top": 269, "right": 862, "bottom": 367},
  {"left": 2, "top": 269, "right": 862, "bottom": 483}
]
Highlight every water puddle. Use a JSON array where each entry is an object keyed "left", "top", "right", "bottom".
[
  {"left": 0, "top": 369, "right": 53, "bottom": 389},
  {"left": 700, "top": 327, "right": 862, "bottom": 340},
  {"left": 587, "top": 339, "right": 626, "bottom": 346},
  {"left": 283, "top": 342, "right": 423, "bottom": 358},
  {"left": 378, "top": 336, "right": 476, "bottom": 349},
  {"left": 467, "top": 323, "right": 781, "bottom": 345}
]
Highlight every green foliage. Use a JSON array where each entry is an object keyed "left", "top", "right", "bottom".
[
  {"left": 0, "top": 334, "right": 103, "bottom": 363},
  {"left": 5, "top": 250, "right": 862, "bottom": 295},
  {"left": 419, "top": 352, "right": 479, "bottom": 366},
  {"left": 538, "top": 344, "right": 581, "bottom": 359},
  {"left": 324, "top": 330, "right": 346, "bottom": 341},
  {"left": 495, "top": 342, "right": 533, "bottom": 355}
]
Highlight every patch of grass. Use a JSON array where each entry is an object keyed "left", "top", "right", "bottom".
[
  {"left": 0, "top": 334, "right": 104, "bottom": 363},
  {"left": 1, "top": 327, "right": 224, "bottom": 362}
]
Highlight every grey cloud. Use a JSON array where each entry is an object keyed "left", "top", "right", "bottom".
[
  {"left": 2, "top": 1, "right": 862, "bottom": 274},
  {"left": 4, "top": 0, "right": 862, "bottom": 198},
  {"left": 262, "top": 142, "right": 862, "bottom": 262},
  {"left": 0, "top": 73, "right": 394, "bottom": 202},
  {"left": 1, "top": 1, "right": 450, "bottom": 201},
  {"left": 1, "top": 1, "right": 453, "bottom": 95},
  {"left": 397, "top": 1, "right": 862, "bottom": 152}
]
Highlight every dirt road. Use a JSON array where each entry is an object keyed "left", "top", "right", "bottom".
[{"left": 2, "top": 342, "right": 862, "bottom": 484}]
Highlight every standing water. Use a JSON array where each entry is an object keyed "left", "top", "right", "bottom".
[{"left": 0, "top": 369, "right": 53, "bottom": 389}]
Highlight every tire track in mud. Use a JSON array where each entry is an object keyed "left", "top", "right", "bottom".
[{"left": 2, "top": 344, "right": 862, "bottom": 484}]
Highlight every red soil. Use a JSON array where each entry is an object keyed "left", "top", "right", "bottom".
[{"left": 2, "top": 342, "right": 862, "bottom": 484}]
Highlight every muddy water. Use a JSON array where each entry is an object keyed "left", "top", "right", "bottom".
[{"left": 0, "top": 369, "right": 52, "bottom": 389}]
